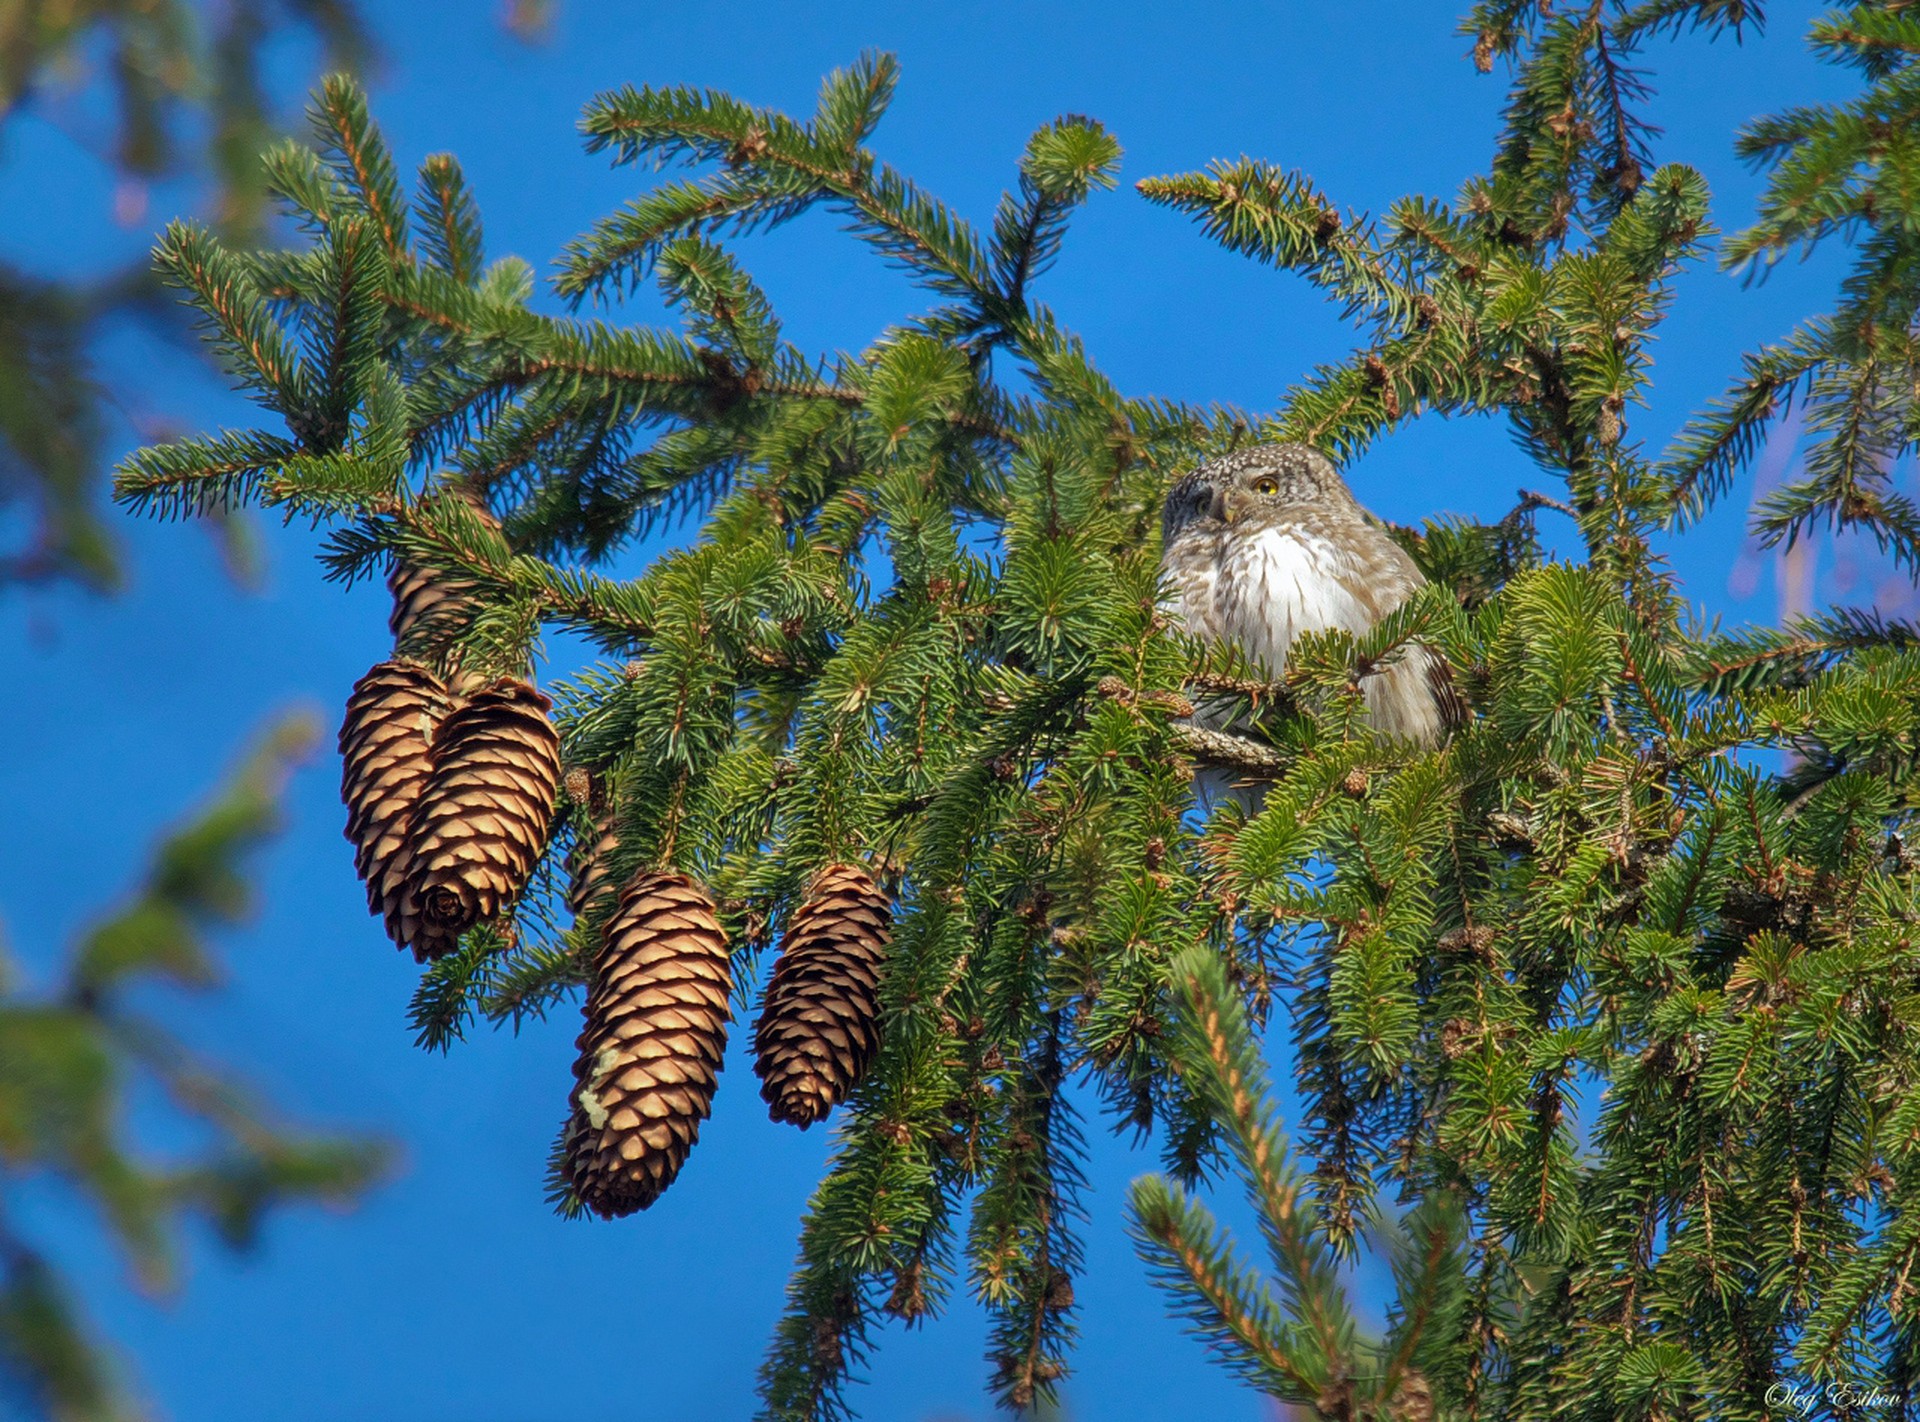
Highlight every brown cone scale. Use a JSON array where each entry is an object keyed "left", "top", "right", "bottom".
[
  {"left": 400, "top": 677, "right": 563, "bottom": 961},
  {"left": 753, "top": 863, "right": 892, "bottom": 1128},
  {"left": 338, "top": 659, "right": 451, "bottom": 949},
  {"left": 565, "top": 871, "right": 734, "bottom": 1216}
]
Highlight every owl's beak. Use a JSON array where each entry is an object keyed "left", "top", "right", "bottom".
[{"left": 1216, "top": 486, "right": 1244, "bottom": 525}]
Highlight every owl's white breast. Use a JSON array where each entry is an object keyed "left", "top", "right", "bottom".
[{"left": 1217, "top": 524, "right": 1374, "bottom": 676}]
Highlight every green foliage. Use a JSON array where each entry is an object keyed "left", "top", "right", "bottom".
[
  {"left": 1666, "top": 1, "right": 1920, "bottom": 563},
  {"left": 108, "top": 11, "right": 1920, "bottom": 1420},
  {"left": 0, "top": 273, "right": 116, "bottom": 588},
  {"left": 0, "top": 716, "right": 389, "bottom": 1420},
  {"left": 0, "top": 1, "right": 370, "bottom": 229},
  {"left": 1130, "top": 948, "right": 1468, "bottom": 1418},
  {"left": 0, "top": 0, "right": 372, "bottom": 592}
]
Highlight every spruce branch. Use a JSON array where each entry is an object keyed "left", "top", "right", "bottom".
[
  {"left": 152, "top": 220, "right": 309, "bottom": 415},
  {"left": 310, "top": 74, "right": 411, "bottom": 265},
  {"left": 1128, "top": 1176, "right": 1325, "bottom": 1398},
  {"left": 988, "top": 117, "right": 1122, "bottom": 338},
  {"left": 1137, "top": 162, "right": 1419, "bottom": 326},
  {"left": 810, "top": 51, "right": 900, "bottom": 156},
  {"left": 416, "top": 153, "right": 485, "bottom": 284},
  {"left": 1686, "top": 606, "right": 1920, "bottom": 696},
  {"left": 261, "top": 138, "right": 345, "bottom": 233},
  {"left": 299, "top": 216, "right": 391, "bottom": 453},
  {"left": 555, "top": 173, "right": 807, "bottom": 301},
  {"left": 113, "top": 430, "right": 304, "bottom": 521},
  {"left": 1661, "top": 331, "right": 1823, "bottom": 525},
  {"left": 1162, "top": 948, "right": 1356, "bottom": 1368}
]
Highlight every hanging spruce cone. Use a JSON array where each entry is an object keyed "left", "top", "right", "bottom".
[
  {"left": 753, "top": 863, "right": 892, "bottom": 1128},
  {"left": 565, "top": 871, "right": 734, "bottom": 1217},
  {"left": 400, "top": 677, "right": 563, "bottom": 961},
  {"left": 565, "top": 809, "right": 621, "bottom": 922},
  {"left": 387, "top": 554, "right": 479, "bottom": 654},
  {"left": 387, "top": 484, "right": 501, "bottom": 689},
  {"left": 338, "top": 659, "right": 451, "bottom": 948}
]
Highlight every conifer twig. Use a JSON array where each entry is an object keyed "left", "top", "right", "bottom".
[{"left": 1165, "top": 724, "right": 1290, "bottom": 778}]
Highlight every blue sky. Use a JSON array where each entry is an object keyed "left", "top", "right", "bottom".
[{"left": 0, "top": 3, "right": 1871, "bottom": 1419}]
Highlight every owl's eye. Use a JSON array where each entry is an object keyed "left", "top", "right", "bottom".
[{"left": 1251, "top": 477, "right": 1278, "bottom": 495}]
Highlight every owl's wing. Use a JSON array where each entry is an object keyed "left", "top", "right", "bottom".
[
  {"left": 1423, "top": 647, "right": 1471, "bottom": 734},
  {"left": 1342, "top": 516, "right": 1471, "bottom": 740}
]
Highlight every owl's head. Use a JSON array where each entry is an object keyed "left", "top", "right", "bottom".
[{"left": 1161, "top": 443, "right": 1354, "bottom": 544}]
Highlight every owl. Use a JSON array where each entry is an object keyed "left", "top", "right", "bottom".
[{"left": 1158, "top": 443, "right": 1464, "bottom": 758}]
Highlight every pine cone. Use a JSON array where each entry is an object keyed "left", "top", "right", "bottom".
[
  {"left": 566, "top": 871, "right": 734, "bottom": 1216},
  {"left": 387, "top": 484, "right": 498, "bottom": 690},
  {"left": 401, "top": 677, "right": 563, "bottom": 961},
  {"left": 387, "top": 555, "right": 479, "bottom": 656},
  {"left": 565, "top": 809, "right": 621, "bottom": 922},
  {"left": 754, "top": 863, "right": 892, "bottom": 1128},
  {"left": 338, "top": 659, "right": 451, "bottom": 948}
]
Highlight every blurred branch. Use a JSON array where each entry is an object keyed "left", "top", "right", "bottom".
[
  {"left": 0, "top": 0, "right": 373, "bottom": 595},
  {"left": 0, "top": 713, "right": 392, "bottom": 1417}
]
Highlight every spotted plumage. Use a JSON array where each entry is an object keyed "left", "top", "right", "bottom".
[{"left": 1159, "top": 443, "right": 1464, "bottom": 764}]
